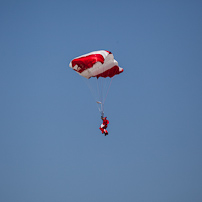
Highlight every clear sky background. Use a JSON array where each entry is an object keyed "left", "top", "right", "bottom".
[{"left": 0, "top": 0, "right": 202, "bottom": 201}]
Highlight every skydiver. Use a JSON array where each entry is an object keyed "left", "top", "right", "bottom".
[{"left": 99, "top": 116, "right": 109, "bottom": 136}]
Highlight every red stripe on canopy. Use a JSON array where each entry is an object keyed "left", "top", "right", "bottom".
[
  {"left": 72, "top": 54, "right": 105, "bottom": 73},
  {"left": 96, "top": 66, "right": 124, "bottom": 78}
]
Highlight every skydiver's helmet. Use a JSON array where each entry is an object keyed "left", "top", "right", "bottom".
[{"left": 101, "top": 116, "right": 107, "bottom": 120}]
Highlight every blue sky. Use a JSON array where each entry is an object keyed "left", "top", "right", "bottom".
[{"left": 0, "top": 0, "right": 202, "bottom": 201}]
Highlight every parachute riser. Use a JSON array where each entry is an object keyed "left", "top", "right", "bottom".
[{"left": 96, "top": 101, "right": 104, "bottom": 117}]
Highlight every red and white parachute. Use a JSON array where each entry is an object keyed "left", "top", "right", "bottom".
[
  {"left": 69, "top": 50, "right": 123, "bottom": 79},
  {"left": 69, "top": 50, "right": 123, "bottom": 116}
]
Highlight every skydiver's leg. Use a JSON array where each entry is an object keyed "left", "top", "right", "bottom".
[
  {"left": 104, "top": 129, "right": 108, "bottom": 135},
  {"left": 99, "top": 126, "right": 104, "bottom": 134},
  {"left": 100, "top": 124, "right": 105, "bottom": 133}
]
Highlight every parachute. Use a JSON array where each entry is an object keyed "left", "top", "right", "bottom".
[{"left": 69, "top": 50, "right": 123, "bottom": 116}]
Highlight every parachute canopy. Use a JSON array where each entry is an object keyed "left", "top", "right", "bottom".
[{"left": 69, "top": 50, "right": 123, "bottom": 79}]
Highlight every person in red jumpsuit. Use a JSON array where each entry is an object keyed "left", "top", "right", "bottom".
[{"left": 99, "top": 116, "right": 109, "bottom": 136}]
